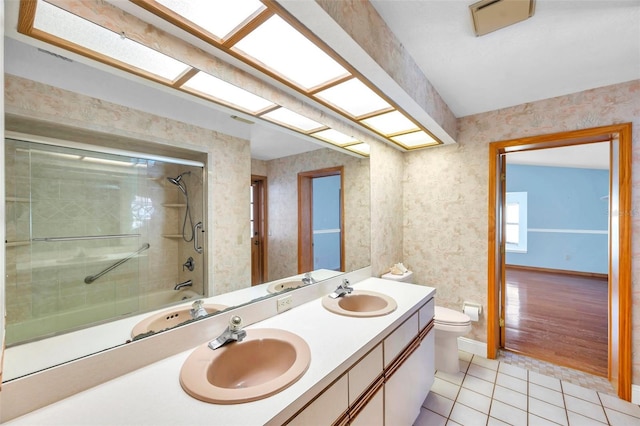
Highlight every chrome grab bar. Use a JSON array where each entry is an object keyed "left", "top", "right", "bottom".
[
  {"left": 32, "top": 233, "right": 141, "bottom": 242},
  {"left": 84, "top": 243, "right": 150, "bottom": 284},
  {"left": 194, "top": 222, "right": 203, "bottom": 253}
]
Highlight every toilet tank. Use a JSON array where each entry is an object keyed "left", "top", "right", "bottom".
[{"left": 380, "top": 270, "right": 414, "bottom": 283}]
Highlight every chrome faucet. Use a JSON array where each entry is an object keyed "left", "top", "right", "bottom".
[
  {"left": 329, "top": 279, "right": 354, "bottom": 299},
  {"left": 209, "top": 316, "right": 246, "bottom": 350},
  {"left": 189, "top": 300, "right": 208, "bottom": 319},
  {"left": 302, "top": 272, "right": 316, "bottom": 285},
  {"left": 174, "top": 279, "right": 193, "bottom": 290}
]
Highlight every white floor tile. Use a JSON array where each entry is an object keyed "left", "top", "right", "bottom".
[
  {"left": 456, "top": 388, "right": 491, "bottom": 414},
  {"left": 529, "top": 413, "right": 563, "bottom": 425},
  {"left": 529, "top": 397, "right": 569, "bottom": 426},
  {"left": 604, "top": 407, "right": 640, "bottom": 426},
  {"left": 561, "top": 381, "right": 600, "bottom": 404},
  {"left": 471, "top": 355, "right": 499, "bottom": 371},
  {"left": 599, "top": 392, "right": 640, "bottom": 418},
  {"left": 498, "top": 362, "right": 528, "bottom": 380},
  {"left": 436, "top": 369, "right": 466, "bottom": 386},
  {"left": 530, "top": 383, "right": 565, "bottom": 408},
  {"left": 496, "top": 372, "right": 528, "bottom": 395},
  {"left": 414, "top": 407, "right": 447, "bottom": 426},
  {"left": 462, "top": 374, "right": 495, "bottom": 397},
  {"left": 446, "top": 420, "right": 463, "bottom": 426},
  {"left": 564, "top": 395, "right": 607, "bottom": 423},
  {"left": 530, "top": 370, "right": 562, "bottom": 392},
  {"left": 493, "top": 384, "right": 527, "bottom": 411},
  {"left": 458, "top": 350, "right": 473, "bottom": 363},
  {"left": 459, "top": 360, "right": 470, "bottom": 373},
  {"left": 490, "top": 400, "right": 528, "bottom": 425},
  {"left": 487, "top": 417, "right": 511, "bottom": 426},
  {"left": 467, "top": 363, "right": 498, "bottom": 383},
  {"left": 423, "top": 392, "right": 455, "bottom": 418},
  {"left": 431, "top": 377, "right": 461, "bottom": 400},
  {"left": 567, "top": 410, "right": 608, "bottom": 426},
  {"left": 449, "top": 402, "right": 488, "bottom": 426}
]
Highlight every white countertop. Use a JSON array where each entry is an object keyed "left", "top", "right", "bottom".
[{"left": 6, "top": 278, "right": 435, "bottom": 425}]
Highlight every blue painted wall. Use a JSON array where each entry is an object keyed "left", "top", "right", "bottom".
[
  {"left": 505, "top": 164, "right": 609, "bottom": 274},
  {"left": 312, "top": 175, "right": 341, "bottom": 270}
]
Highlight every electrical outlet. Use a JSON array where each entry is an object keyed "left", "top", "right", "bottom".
[{"left": 277, "top": 295, "right": 293, "bottom": 313}]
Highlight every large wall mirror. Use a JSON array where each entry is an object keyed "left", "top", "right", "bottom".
[{"left": 2, "top": 31, "right": 371, "bottom": 381}]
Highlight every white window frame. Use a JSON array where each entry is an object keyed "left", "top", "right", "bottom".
[{"left": 505, "top": 192, "right": 528, "bottom": 253}]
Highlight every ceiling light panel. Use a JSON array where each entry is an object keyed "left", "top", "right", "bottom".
[
  {"left": 34, "top": 0, "right": 190, "bottom": 81},
  {"left": 154, "top": 0, "right": 264, "bottom": 40},
  {"left": 361, "top": 110, "right": 419, "bottom": 136},
  {"left": 261, "top": 107, "right": 324, "bottom": 132},
  {"left": 182, "top": 71, "right": 275, "bottom": 113},
  {"left": 345, "top": 143, "right": 370, "bottom": 156},
  {"left": 314, "top": 78, "right": 392, "bottom": 117},
  {"left": 233, "top": 15, "right": 350, "bottom": 90},
  {"left": 311, "top": 129, "right": 359, "bottom": 146},
  {"left": 391, "top": 131, "right": 438, "bottom": 148}
]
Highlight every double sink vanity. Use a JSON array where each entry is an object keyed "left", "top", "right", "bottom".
[{"left": 4, "top": 271, "right": 436, "bottom": 425}]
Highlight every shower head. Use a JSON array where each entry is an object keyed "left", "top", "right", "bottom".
[{"left": 167, "top": 171, "right": 190, "bottom": 195}]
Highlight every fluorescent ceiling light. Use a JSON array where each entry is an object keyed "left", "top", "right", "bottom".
[
  {"left": 311, "top": 129, "right": 359, "bottom": 146},
  {"left": 233, "top": 15, "right": 349, "bottom": 90},
  {"left": 34, "top": 0, "right": 190, "bottom": 81},
  {"left": 314, "top": 78, "right": 391, "bottom": 117},
  {"left": 155, "top": 0, "right": 264, "bottom": 40},
  {"left": 391, "top": 131, "right": 438, "bottom": 148},
  {"left": 361, "top": 110, "right": 419, "bottom": 136},
  {"left": 261, "top": 107, "right": 324, "bottom": 132},
  {"left": 182, "top": 71, "right": 274, "bottom": 113},
  {"left": 345, "top": 143, "right": 370, "bottom": 156}
]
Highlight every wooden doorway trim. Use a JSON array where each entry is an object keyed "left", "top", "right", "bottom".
[
  {"left": 487, "top": 123, "right": 632, "bottom": 401},
  {"left": 251, "top": 175, "right": 268, "bottom": 285},
  {"left": 298, "top": 166, "right": 345, "bottom": 273}
]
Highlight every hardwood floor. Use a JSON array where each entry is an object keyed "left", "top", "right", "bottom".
[{"left": 504, "top": 266, "right": 608, "bottom": 377}]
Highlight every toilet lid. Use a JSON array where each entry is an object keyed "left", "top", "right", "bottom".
[{"left": 435, "top": 306, "right": 471, "bottom": 325}]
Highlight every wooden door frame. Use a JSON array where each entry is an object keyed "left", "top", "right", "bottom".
[
  {"left": 298, "top": 166, "right": 345, "bottom": 273},
  {"left": 487, "top": 123, "right": 632, "bottom": 400},
  {"left": 251, "top": 175, "right": 268, "bottom": 285}
]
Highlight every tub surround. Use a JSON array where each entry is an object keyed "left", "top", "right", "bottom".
[{"left": 2, "top": 273, "right": 435, "bottom": 425}]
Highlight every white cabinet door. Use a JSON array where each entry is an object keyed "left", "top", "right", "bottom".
[
  {"left": 349, "top": 387, "right": 383, "bottom": 426},
  {"left": 348, "top": 344, "right": 383, "bottom": 404},
  {"left": 384, "top": 328, "right": 435, "bottom": 426},
  {"left": 288, "top": 374, "right": 348, "bottom": 426}
]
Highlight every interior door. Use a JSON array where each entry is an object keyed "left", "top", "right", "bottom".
[{"left": 250, "top": 176, "right": 267, "bottom": 285}]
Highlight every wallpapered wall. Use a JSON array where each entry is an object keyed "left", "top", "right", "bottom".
[
  {"left": 403, "top": 79, "right": 640, "bottom": 381},
  {"left": 4, "top": 74, "right": 252, "bottom": 296},
  {"left": 253, "top": 148, "right": 371, "bottom": 281}
]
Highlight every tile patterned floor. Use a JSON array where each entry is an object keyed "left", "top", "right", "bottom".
[{"left": 415, "top": 351, "right": 640, "bottom": 426}]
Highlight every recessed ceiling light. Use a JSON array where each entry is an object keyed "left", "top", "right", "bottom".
[
  {"left": 261, "top": 107, "right": 324, "bottom": 132},
  {"left": 310, "top": 129, "right": 359, "bottom": 146},
  {"left": 391, "top": 131, "right": 438, "bottom": 148},
  {"left": 314, "top": 78, "right": 392, "bottom": 118},
  {"left": 345, "top": 143, "right": 370, "bottom": 156},
  {"left": 361, "top": 111, "right": 419, "bottom": 136}
]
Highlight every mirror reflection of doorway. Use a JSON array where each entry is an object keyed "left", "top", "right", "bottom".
[
  {"left": 298, "top": 167, "right": 344, "bottom": 273},
  {"left": 503, "top": 143, "right": 609, "bottom": 377},
  {"left": 251, "top": 175, "right": 267, "bottom": 286}
]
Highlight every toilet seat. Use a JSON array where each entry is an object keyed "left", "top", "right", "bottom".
[{"left": 434, "top": 306, "right": 471, "bottom": 328}]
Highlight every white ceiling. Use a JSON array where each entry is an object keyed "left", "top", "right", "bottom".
[
  {"left": 371, "top": 0, "right": 640, "bottom": 117},
  {"left": 4, "top": 1, "right": 639, "bottom": 160}
]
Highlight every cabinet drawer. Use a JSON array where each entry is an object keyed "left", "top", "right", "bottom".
[
  {"left": 348, "top": 344, "right": 383, "bottom": 404},
  {"left": 419, "top": 298, "right": 435, "bottom": 331},
  {"left": 383, "top": 311, "right": 419, "bottom": 367}
]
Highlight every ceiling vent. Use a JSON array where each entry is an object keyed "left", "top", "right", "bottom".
[{"left": 470, "top": 0, "right": 536, "bottom": 36}]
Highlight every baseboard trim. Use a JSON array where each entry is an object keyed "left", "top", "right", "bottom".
[
  {"left": 632, "top": 384, "right": 640, "bottom": 404},
  {"left": 458, "top": 337, "right": 487, "bottom": 358}
]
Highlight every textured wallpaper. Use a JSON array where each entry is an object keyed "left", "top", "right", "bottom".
[
  {"left": 4, "top": 75, "right": 252, "bottom": 297},
  {"left": 259, "top": 148, "right": 371, "bottom": 281},
  {"left": 402, "top": 80, "right": 640, "bottom": 380}
]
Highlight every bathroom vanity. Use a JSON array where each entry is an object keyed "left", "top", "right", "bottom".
[{"left": 3, "top": 277, "right": 436, "bottom": 425}]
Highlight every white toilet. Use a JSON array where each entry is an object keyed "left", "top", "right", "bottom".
[{"left": 381, "top": 269, "right": 472, "bottom": 374}]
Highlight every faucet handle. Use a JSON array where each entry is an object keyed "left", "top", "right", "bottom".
[{"left": 229, "top": 315, "right": 243, "bottom": 331}]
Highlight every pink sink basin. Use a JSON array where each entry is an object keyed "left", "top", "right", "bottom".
[
  {"left": 322, "top": 290, "right": 397, "bottom": 318},
  {"left": 131, "top": 303, "right": 228, "bottom": 338},
  {"left": 180, "top": 328, "right": 311, "bottom": 404}
]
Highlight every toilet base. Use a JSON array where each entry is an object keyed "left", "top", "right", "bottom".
[{"left": 434, "top": 328, "right": 464, "bottom": 374}]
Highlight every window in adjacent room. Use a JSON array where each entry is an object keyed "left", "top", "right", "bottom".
[{"left": 505, "top": 192, "right": 528, "bottom": 253}]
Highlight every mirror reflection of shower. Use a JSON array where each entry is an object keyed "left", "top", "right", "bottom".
[{"left": 167, "top": 171, "right": 195, "bottom": 243}]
